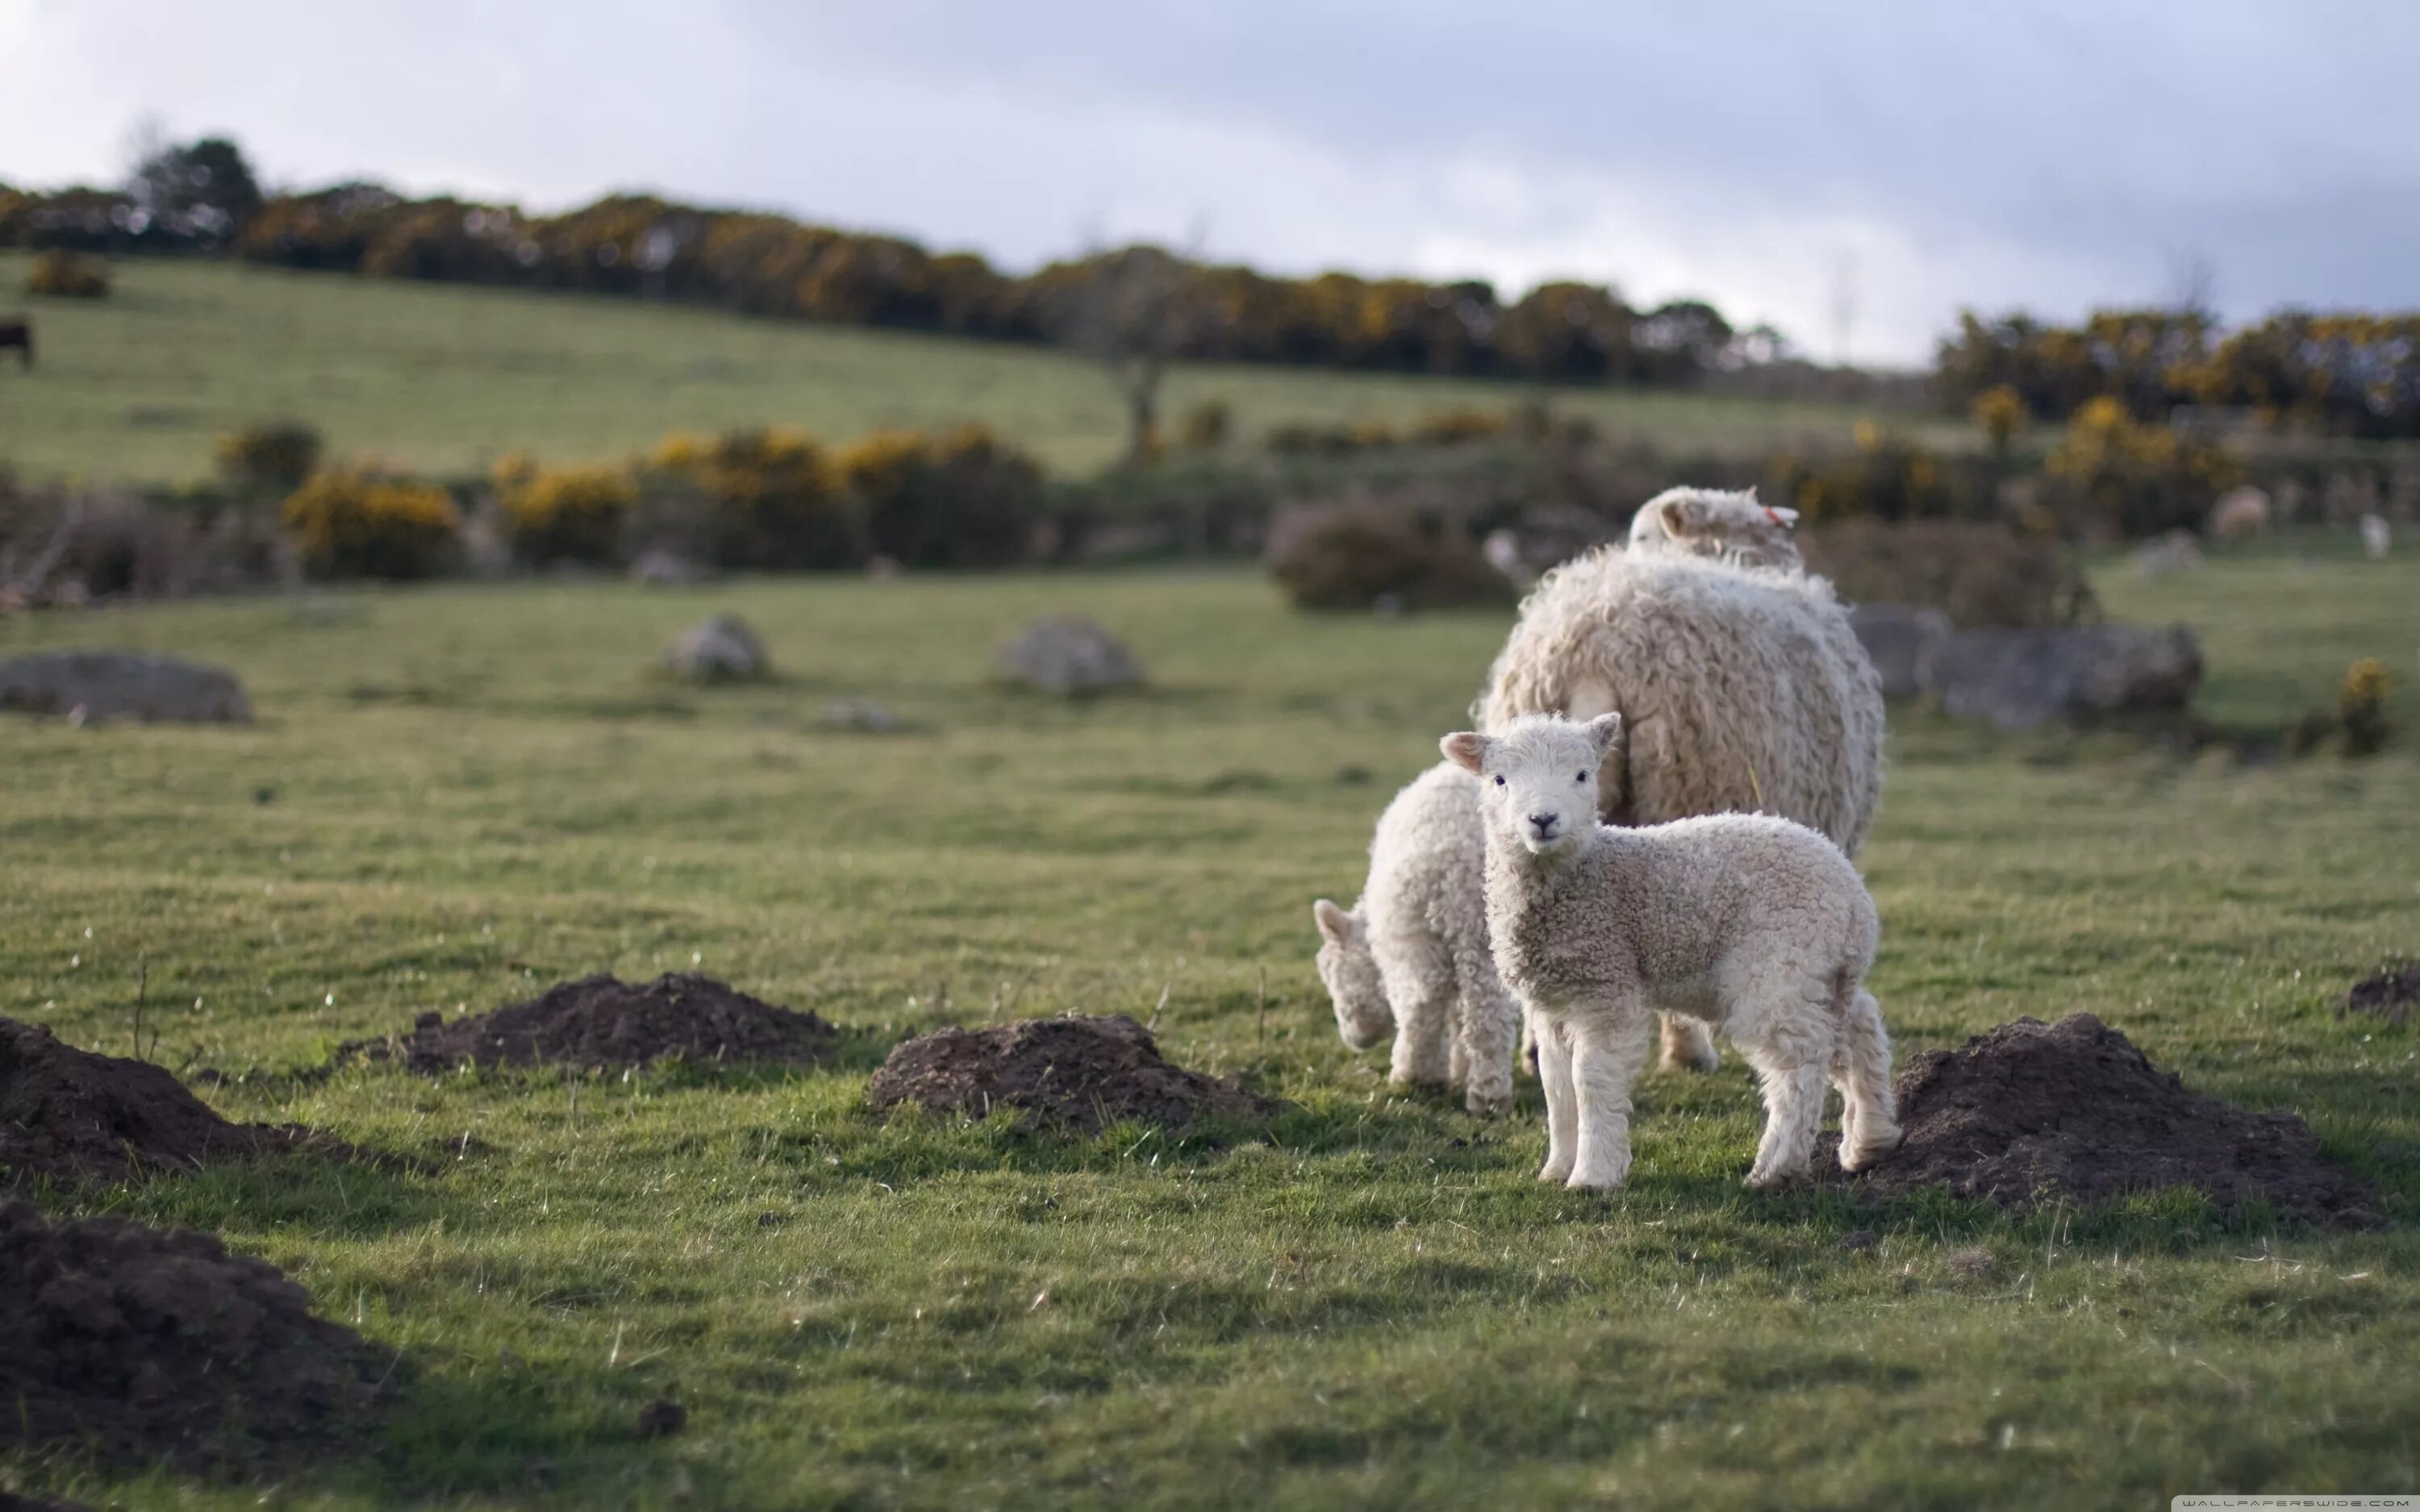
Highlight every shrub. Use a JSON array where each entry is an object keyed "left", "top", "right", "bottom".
[
  {"left": 23, "top": 249, "right": 109, "bottom": 298},
  {"left": 1971, "top": 385, "right": 2025, "bottom": 460},
  {"left": 1800, "top": 519, "right": 2094, "bottom": 629},
  {"left": 837, "top": 424, "right": 1042, "bottom": 569},
  {"left": 213, "top": 422, "right": 323, "bottom": 494},
  {"left": 1175, "top": 399, "right": 1232, "bottom": 452},
  {"left": 497, "top": 463, "right": 637, "bottom": 565},
  {"left": 1767, "top": 425, "right": 1961, "bottom": 525},
  {"left": 2044, "top": 396, "right": 2241, "bottom": 539},
  {"left": 647, "top": 428, "right": 864, "bottom": 569},
  {"left": 1266, "top": 499, "right": 1512, "bottom": 612},
  {"left": 282, "top": 470, "right": 461, "bottom": 580},
  {"left": 2339, "top": 658, "right": 2395, "bottom": 757},
  {"left": 1407, "top": 407, "right": 1511, "bottom": 446}
]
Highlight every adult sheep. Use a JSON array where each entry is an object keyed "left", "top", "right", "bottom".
[{"left": 1477, "top": 486, "right": 1885, "bottom": 1073}]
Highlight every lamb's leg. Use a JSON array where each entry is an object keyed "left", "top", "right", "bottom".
[
  {"left": 1381, "top": 939, "right": 1455, "bottom": 1089},
  {"left": 1658, "top": 1013, "right": 1721, "bottom": 1073},
  {"left": 1566, "top": 1010, "right": 1653, "bottom": 1190},
  {"left": 1833, "top": 985, "right": 1902, "bottom": 1171},
  {"left": 1738, "top": 1010, "right": 1832, "bottom": 1188},
  {"left": 1447, "top": 1035, "right": 1468, "bottom": 1092},
  {"left": 1456, "top": 978, "right": 1519, "bottom": 1118},
  {"left": 1533, "top": 1013, "right": 1579, "bottom": 1184}
]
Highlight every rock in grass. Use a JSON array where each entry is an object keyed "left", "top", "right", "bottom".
[
  {"left": 664, "top": 614, "right": 767, "bottom": 683},
  {"left": 992, "top": 615, "right": 1144, "bottom": 696},
  {"left": 0, "top": 651, "right": 252, "bottom": 724}
]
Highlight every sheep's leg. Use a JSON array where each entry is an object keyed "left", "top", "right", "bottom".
[
  {"left": 1658, "top": 1013, "right": 1721, "bottom": 1073},
  {"left": 1447, "top": 1036, "right": 1468, "bottom": 1090},
  {"left": 1380, "top": 939, "right": 1455, "bottom": 1089},
  {"left": 1534, "top": 1013, "right": 1579, "bottom": 1184},
  {"left": 1566, "top": 1010, "right": 1653, "bottom": 1190},
  {"left": 1738, "top": 1006, "right": 1833, "bottom": 1187},
  {"left": 1456, "top": 979, "right": 1519, "bottom": 1118},
  {"left": 1832, "top": 986, "right": 1902, "bottom": 1171}
]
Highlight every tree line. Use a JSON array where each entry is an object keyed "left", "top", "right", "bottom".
[{"left": 0, "top": 135, "right": 1757, "bottom": 388}]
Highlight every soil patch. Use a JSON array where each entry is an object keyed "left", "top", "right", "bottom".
[
  {"left": 381, "top": 973, "right": 834, "bottom": 1073},
  {"left": 1820, "top": 1013, "right": 2376, "bottom": 1226},
  {"left": 2, "top": 1018, "right": 342, "bottom": 1189},
  {"left": 866, "top": 1014, "right": 1279, "bottom": 1133},
  {"left": 2344, "top": 963, "right": 2419, "bottom": 1026},
  {"left": 0, "top": 1201, "right": 393, "bottom": 1468}
]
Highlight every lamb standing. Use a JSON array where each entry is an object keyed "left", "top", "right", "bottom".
[
  {"left": 1312, "top": 764, "right": 1520, "bottom": 1115},
  {"left": 1442, "top": 712, "right": 1901, "bottom": 1189}
]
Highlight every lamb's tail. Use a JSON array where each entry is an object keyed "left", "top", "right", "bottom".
[{"left": 1831, "top": 970, "right": 1901, "bottom": 1171}]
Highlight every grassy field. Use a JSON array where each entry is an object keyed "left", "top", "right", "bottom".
[
  {"left": 2, "top": 549, "right": 2417, "bottom": 1510},
  {"left": 0, "top": 252, "right": 1929, "bottom": 485}
]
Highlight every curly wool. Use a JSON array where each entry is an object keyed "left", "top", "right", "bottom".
[{"left": 1474, "top": 545, "right": 1885, "bottom": 858}]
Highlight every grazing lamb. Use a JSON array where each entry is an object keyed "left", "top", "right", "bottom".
[
  {"left": 1626, "top": 485, "right": 1801, "bottom": 571},
  {"left": 1312, "top": 763, "right": 1520, "bottom": 1115},
  {"left": 1443, "top": 713, "right": 1901, "bottom": 1189}
]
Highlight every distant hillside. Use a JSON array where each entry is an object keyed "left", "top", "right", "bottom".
[{"left": 0, "top": 255, "right": 1925, "bottom": 486}]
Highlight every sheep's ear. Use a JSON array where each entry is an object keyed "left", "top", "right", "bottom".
[
  {"left": 1767, "top": 503, "right": 1800, "bottom": 527},
  {"left": 1582, "top": 712, "right": 1624, "bottom": 757},
  {"left": 1659, "top": 495, "right": 1710, "bottom": 539},
  {"left": 1440, "top": 731, "right": 1489, "bottom": 774},
  {"left": 1312, "top": 899, "right": 1355, "bottom": 943}
]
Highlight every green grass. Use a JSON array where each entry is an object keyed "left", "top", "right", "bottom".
[
  {"left": 0, "top": 253, "right": 1926, "bottom": 485},
  {"left": 2, "top": 549, "right": 2418, "bottom": 1510}
]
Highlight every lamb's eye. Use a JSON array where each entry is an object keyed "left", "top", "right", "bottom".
[
  {"left": 1492, "top": 775, "right": 1505, "bottom": 787},
  {"left": 1576, "top": 770, "right": 1588, "bottom": 783}
]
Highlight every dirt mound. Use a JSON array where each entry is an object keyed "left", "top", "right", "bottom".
[
  {"left": 385, "top": 973, "right": 834, "bottom": 1073},
  {"left": 2344, "top": 963, "right": 2419, "bottom": 1026},
  {"left": 2, "top": 1018, "right": 337, "bottom": 1189},
  {"left": 866, "top": 1013, "right": 1278, "bottom": 1133},
  {"left": 1822, "top": 1013, "right": 2376, "bottom": 1226},
  {"left": 0, "top": 1201, "right": 392, "bottom": 1468}
]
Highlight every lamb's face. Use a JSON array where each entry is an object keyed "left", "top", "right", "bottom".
[
  {"left": 1312, "top": 899, "right": 1393, "bottom": 1050},
  {"left": 1442, "top": 713, "right": 1621, "bottom": 859},
  {"left": 1630, "top": 486, "right": 1800, "bottom": 571}
]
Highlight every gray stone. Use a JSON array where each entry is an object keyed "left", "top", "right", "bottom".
[
  {"left": 994, "top": 614, "right": 1145, "bottom": 696},
  {"left": 1923, "top": 624, "right": 2202, "bottom": 731},
  {"left": 0, "top": 650, "right": 252, "bottom": 723},
  {"left": 665, "top": 614, "right": 768, "bottom": 683},
  {"left": 2133, "top": 530, "right": 2205, "bottom": 577},
  {"left": 1847, "top": 603, "right": 1951, "bottom": 701},
  {"left": 632, "top": 548, "right": 711, "bottom": 586}
]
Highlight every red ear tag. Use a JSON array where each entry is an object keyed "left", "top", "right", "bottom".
[{"left": 1763, "top": 506, "right": 1784, "bottom": 525}]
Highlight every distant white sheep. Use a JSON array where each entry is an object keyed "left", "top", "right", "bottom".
[
  {"left": 1313, "top": 763, "right": 1519, "bottom": 1115},
  {"left": 1625, "top": 485, "right": 1802, "bottom": 570},
  {"left": 1444, "top": 713, "right": 1901, "bottom": 1189}
]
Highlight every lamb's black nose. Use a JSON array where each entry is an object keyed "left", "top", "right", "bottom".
[{"left": 1528, "top": 812, "right": 1560, "bottom": 836}]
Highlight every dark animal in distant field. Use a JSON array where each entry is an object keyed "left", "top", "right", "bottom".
[{"left": 0, "top": 317, "right": 31, "bottom": 368}]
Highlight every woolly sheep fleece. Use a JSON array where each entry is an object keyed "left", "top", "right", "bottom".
[
  {"left": 1475, "top": 542, "right": 1885, "bottom": 858},
  {"left": 1312, "top": 764, "right": 1521, "bottom": 1115},
  {"left": 1444, "top": 713, "right": 1901, "bottom": 1190}
]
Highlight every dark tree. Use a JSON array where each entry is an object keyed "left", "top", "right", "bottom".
[{"left": 126, "top": 134, "right": 265, "bottom": 244}]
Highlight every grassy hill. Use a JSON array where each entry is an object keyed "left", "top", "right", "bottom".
[
  {"left": 1, "top": 549, "right": 2414, "bottom": 1509},
  {"left": 0, "top": 252, "right": 1930, "bottom": 486}
]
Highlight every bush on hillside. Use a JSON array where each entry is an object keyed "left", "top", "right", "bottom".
[
  {"left": 2044, "top": 396, "right": 2241, "bottom": 539},
  {"left": 1800, "top": 518, "right": 2094, "bottom": 629},
  {"left": 1266, "top": 499, "right": 1512, "bottom": 611},
  {"left": 646, "top": 428, "right": 865, "bottom": 569},
  {"left": 1767, "top": 424, "right": 1963, "bottom": 525},
  {"left": 23, "top": 249, "right": 109, "bottom": 298},
  {"left": 497, "top": 463, "right": 637, "bottom": 565},
  {"left": 214, "top": 422, "right": 323, "bottom": 494},
  {"left": 282, "top": 470, "right": 461, "bottom": 580},
  {"left": 1407, "top": 407, "right": 1512, "bottom": 446},
  {"left": 1175, "top": 399, "right": 1232, "bottom": 452},
  {"left": 837, "top": 425, "right": 1044, "bottom": 569}
]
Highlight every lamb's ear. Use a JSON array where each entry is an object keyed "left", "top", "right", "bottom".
[
  {"left": 1582, "top": 712, "right": 1624, "bottom": 757},
  {"left": 1659, "top": 494, "right": 1711, "bottom": 539},
  {"left": 1312, "top": 898, "right": 1354, "bottom": 943},
  {"left": 1440, "top": 731, "right": 1489, "bottom": 774}
]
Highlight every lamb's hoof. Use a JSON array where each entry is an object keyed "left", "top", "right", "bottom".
[
  {"left": 1538, "top": 1160, "right": 1575, "bottom": 1185},
  {"left": 1743, "top": 1165, "right": 1805, "bottom": 1190},
  {"left": 1565, "top": 1168, "right": 1629, "bottom": 1192},
  {"left": 1467, "top": 1094, "right": 1513, "bottom": 1118},
  {"left": 1840, "top": 1126, "right": 1905, "bottom": 1173}
]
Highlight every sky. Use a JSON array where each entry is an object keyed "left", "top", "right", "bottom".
[{"left": 3, "top": 0, "right": 2414, "bottom": 365}]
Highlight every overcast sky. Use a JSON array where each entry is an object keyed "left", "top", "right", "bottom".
[{"left": 4, "top": 0, "right": 2412, "bottom": 364}]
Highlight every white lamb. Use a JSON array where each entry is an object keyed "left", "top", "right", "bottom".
[
  {"left": 1442, "top": 712, "right": 1901, "bottom": 1190},
  {"left": 1312, "top": 763, "right": 1520, "bottom": 1115},
  {"left": 1313, "top": 762, "right": 1711, "bottom": 1109}
]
